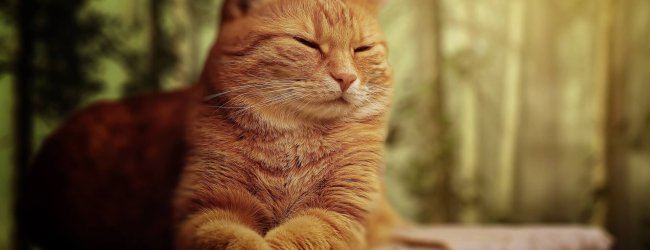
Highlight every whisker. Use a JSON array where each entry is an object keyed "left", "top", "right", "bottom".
[
  {"left": 232, "top": 92, "right": 304, "bottom": 118},
  {"left": 204, "top": 83, "right": 296, "bottom": 102},
  {"left": 216, "top": 86, "right": 297, "bottom": 109}
]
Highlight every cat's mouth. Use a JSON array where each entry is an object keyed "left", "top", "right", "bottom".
[
  {"left": 294, "top": 96, "right": 353, "bottom": 118},
  {"left": 317, "top": 96, "right": 356, "bottom": 110},
  {"left": 327, "top": 96, "right": 350, "bottom": 105}
]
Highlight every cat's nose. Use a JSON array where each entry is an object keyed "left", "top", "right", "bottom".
[{"left": 331, "top": 70, "right": 358, "bottom": 92}]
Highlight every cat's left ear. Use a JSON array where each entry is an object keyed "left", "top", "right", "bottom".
[{"left": 220, "top": 0, "right": 273, "bottom": 23}]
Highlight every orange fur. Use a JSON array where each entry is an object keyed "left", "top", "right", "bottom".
[{"left": 175, "top": 0, "right": 398, "bottom": 249}]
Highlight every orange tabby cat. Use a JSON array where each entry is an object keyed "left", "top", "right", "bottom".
[
  {"left": 19, "top": 0, "right": 445, "bottom": 249},
  {"left": 175, "top": 0, "right": 394, "bottom": 249}
]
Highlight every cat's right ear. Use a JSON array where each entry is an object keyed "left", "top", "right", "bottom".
[{"left": 220, "top": 0, "right": 271, "bottom": 23}]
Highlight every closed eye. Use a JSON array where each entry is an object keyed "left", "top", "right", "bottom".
[
  {"left": 293, "top": 36, "right": 320, "bottom": 50},
  {"left": 354, "top": 45, "right": 374, "bottom": 53}
]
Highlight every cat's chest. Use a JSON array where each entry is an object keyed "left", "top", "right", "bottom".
[
  {"left": 240, "top": 132, "right": 343, "bottom": 171},
  {"left": 236, "top": 133, "right": 350, "bottom": 223}
]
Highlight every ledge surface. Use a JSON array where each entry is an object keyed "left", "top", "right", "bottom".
[{"left": 385, "top": 225, "right": 613, "bottom": 250}]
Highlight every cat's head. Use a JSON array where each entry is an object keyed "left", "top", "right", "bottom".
[{"left": 204, "top": 0, "right": 391, "bottom": 129}]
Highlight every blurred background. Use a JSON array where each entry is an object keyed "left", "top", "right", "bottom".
[{"left": 0, "top": 0, "right": 648, "bottom": 249}]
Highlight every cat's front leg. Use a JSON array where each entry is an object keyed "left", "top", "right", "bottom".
[
  {"left": 176, "top": 208, "right": 271, "bottom": 250},
  {"left": 263, "top": 166, "right": 379, "bottom": 249},
  {"left": 174, "top": 185, "right": 273, "bottom": 250},
  {"left": 264, "top": 208, "right": 367, "bottom": 250}
]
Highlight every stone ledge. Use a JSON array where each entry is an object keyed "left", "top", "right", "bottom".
[{"left": 385, "top": 226, "right": 613, "bottom": 250}]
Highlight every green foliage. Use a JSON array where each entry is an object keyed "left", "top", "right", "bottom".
[
  {"left": 121, "top": 0, "right": 178, "bottom": 96},
  {"left": 0, "top": 1, "right": 15, "bottom": 78},
  {"left": 22, "top": 0, "right": 110, "bottom": 120}
]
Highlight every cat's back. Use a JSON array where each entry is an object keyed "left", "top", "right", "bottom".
[{"left": 19, "top": 87, "right": 198, "bottom": 250}]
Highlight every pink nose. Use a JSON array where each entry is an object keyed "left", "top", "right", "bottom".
[{"left": 331, "top": 71, "right": 358, "bottom": 92}]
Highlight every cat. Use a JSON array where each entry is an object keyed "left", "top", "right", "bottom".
[
  {"left": 19, "top": 0, "right": 447, "bottom": 249},
  {"left": 174, "top": 0, "right": 394, "bottom": 248}
]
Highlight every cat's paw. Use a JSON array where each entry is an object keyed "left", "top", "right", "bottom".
[
  {"left": 194, "top": 222, "right": 271, "bottom": 250},
  {"left": 222, "top": 227, "right": 270, "bottom": 250},
  {"left": 264, "top": 217, "right": 333, "bottom": 250}
]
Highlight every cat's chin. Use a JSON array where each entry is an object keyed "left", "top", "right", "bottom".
[
  {"left": 296, "top": 99, "right": 355, "bottom": 119},
  {"left": 323, "top": 97, "right": 353, "bottom": 107},
  {"left": 248, "top": 96, "right": 377, "bottom": 129},
  {"left": 239, "top": 102, "right": 348, "bottom": 131}
]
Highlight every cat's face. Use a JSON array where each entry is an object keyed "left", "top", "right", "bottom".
[{"left": 206, "top": 0, "right": 391, "bottom": 128}]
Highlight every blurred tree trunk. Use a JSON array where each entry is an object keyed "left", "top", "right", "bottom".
[
  {"left": 411, "top": 0, "right": 457, "bottom": 223},
  {"left": 13, "top": 0, "right": 34, "bottom": 249},
  {"left": 456, "top": 0, "right": 480, "bottom": 224},
  {"left": 430, "top": 0, "right": 456, "bottom": 223},
  {"left": 148, "top": 0, "right": 164, "bottom": 91},
  {"left": 124, "top": 0, "right": 177, "bottom": 94},
  {"left": 169, "top": 0, "right": 216, "bottom": 86},
  {"left": 382, "top": 0, "right": 456, "bottom": 223},
  {"left": 169, "top": 0, "right": 191, "bottom": 87},
  {"left": 495, "top": 0, "right": 526, "bottom": 219},
  {"left": 604, "top": 0, "right": 633, "bottom": 248},
  {"left": 591, "top": 0, "right": 613, "bottom": 228}
]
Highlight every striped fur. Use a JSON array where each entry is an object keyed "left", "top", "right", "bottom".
[{"left": 175, "top": 0, "right": 397, "bottom": 249}]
